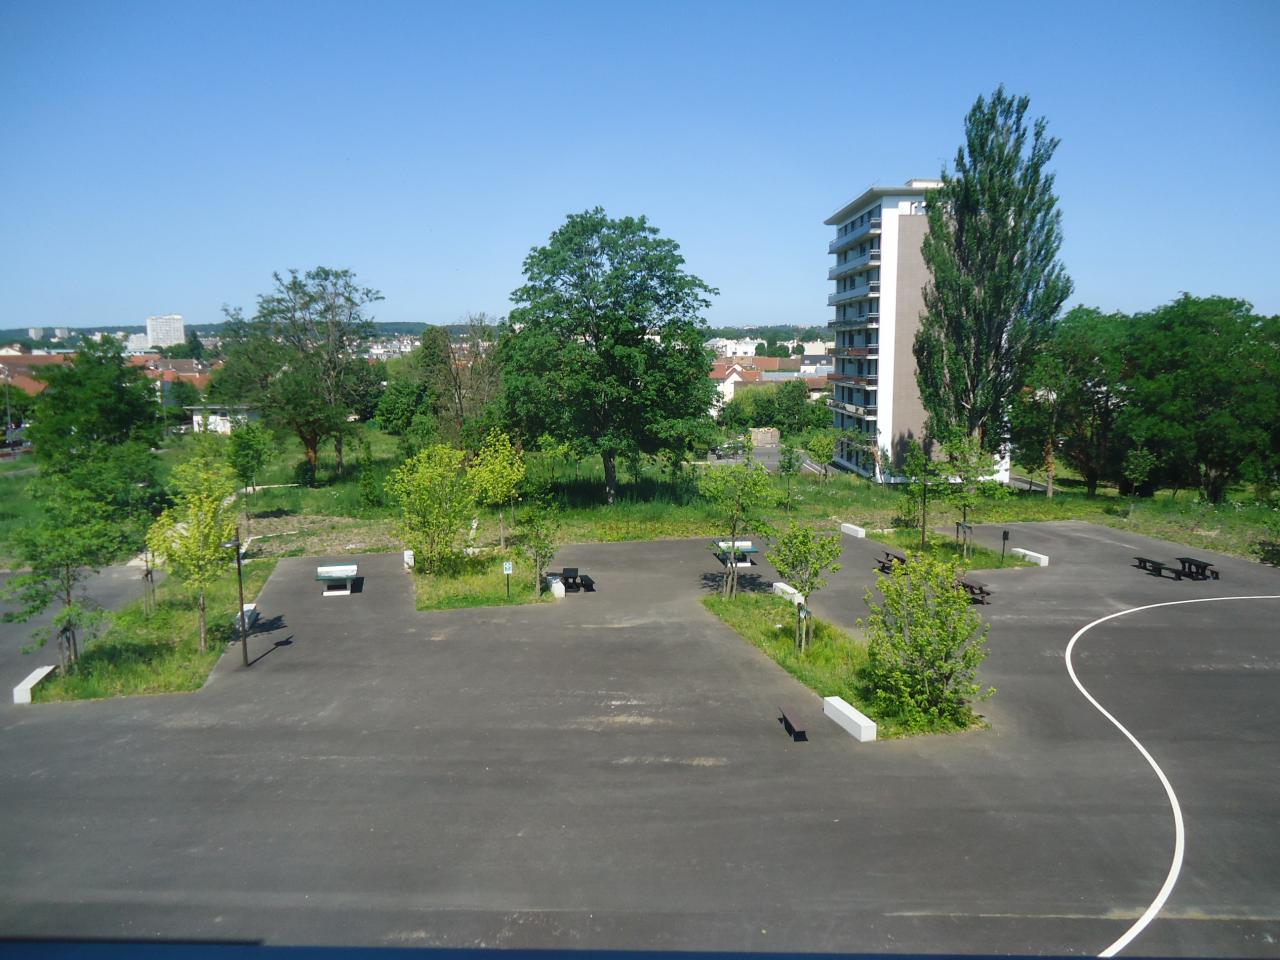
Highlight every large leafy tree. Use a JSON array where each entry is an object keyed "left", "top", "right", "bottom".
[
  {"left": 214, "top": 268, "right": 381, "bottom": 473},
  {"left": 1010, "top": 306, "right": 1126, "bottom": 497},
  {"left": 502, "top": 208, "right": 717, "bottom": 504},
  {"left": 914, "top": 86, "right": 1073, "bottom": 452},
  {"left": 28, "top": 336, "right": 160, "bottom": 465},
  {"left": 1118, "top": 295, "right": 1279, "bottom": 503}
]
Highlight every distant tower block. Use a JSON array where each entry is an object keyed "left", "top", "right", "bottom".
[{"left": 146, "top": 314, "right": 185, "bottom": 349}]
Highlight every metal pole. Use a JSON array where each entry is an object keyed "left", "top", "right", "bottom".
[{"left": 234, "top": 526, "right": 249, "bottom": 667}]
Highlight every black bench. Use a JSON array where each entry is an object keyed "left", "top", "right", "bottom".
[
  {"left": 778, "top": 705, "right": 807, "bottom": 742},
  {"left": 561, "top": 567, "right": 580, "bottom": 591},
  {"left": 1176, "top": 557, "right": 1220, "bottom": 581},
  {"left": 958, "top": 575, "right": 992, "bottom": 604},
  {"left": 579, "top": 574, "right": 595, "bottom": 592},
  {"left": 1134, "top": 556, "right": 1183, "bottom": 580}
]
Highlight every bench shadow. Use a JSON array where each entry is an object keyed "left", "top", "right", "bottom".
[{"left": 351, "top": 577, "right": 365, "bottom": 594}]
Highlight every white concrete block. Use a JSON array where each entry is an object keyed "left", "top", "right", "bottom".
[
  {"left": 403, "top": 549, "right": 415, "bottom": 569},
  {"left": 772, "top": 582, "right": 804, "bottom": 605},
  {"left": 13, "top": 665, "right": 57, "bottom": 705},
  {"left": 550, "top": 579, "right": 566, "bottom": 600},
  {"left": 1011, "top": 547, "right": 1049, "bottom": 566},
  {"left": 840, "top": 523, "right": 866, "bottom": 538},
  {"left": 823, "top": 696, "right": 877, "bottom": 742}
]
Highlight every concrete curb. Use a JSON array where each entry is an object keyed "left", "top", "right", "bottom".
[
  {"left": 823, "top": 696, "right": 877, "bottom": 742},
  {"left": 840, "top": 523, "right": 866, "bottom": 538},
  {"left": 1012, "top": 547, "right": 1050, "bottom": 566}
]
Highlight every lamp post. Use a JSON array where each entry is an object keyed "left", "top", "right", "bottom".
[{"left": 222, "top": 527, "right": 249, "bottom": 667}]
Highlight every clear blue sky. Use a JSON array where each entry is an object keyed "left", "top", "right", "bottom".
[{"left": 2, "top": 0, "right": 1277, "bottom": 330}]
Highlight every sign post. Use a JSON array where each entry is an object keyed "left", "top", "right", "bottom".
[
  {"left": 1001, "top": 529, "right": 1009, "bottom": 564},
  {"left": 503, "top": 560, "right": 513, "bottom": 599}
]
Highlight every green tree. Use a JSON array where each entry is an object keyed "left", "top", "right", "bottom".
[
  {"left": 520, "top": 500, "right": 560, "bottom": 595},
  {"left": 3, "top": 476, "right": 123, "bottom": 671},
  {"left": 914, "top": 86, "right": 1073, "bottom": 453},
  {"left": 385, "top": 444, "right": 476, "bottom": 574},
  {"left": 697, "top": 462, "right": 774, "bottom": 598},
  {"left": 778, "top": 443, "right": 801, "bottom": 514},
  {"left": 773, "top": 379, "right": 811, "bottom": 437},
  {"left": 803, "top": 428, "right": 838, "bottom": 481},
  {"left": 766, "top": 525, "right": 843, "bottom": 651},
  {"left": 376, "top": 376, "right": 433, "bottom": 436},
  {"left": 470, "top": 428, "right": 526, "bottom": 548},
  {"left": 939, "top": 432, "right": 1008, "bottom": 556},
  {"left": 227, "top": 420, "right": 274, "bottom": 527},
  {"left": 900, "top": 442, "right": 943, "bottom": 551},
  {"left": 862, "top": 552, "right": 993, "bottom": 732},
  {"left": 28, "top": 336, "right": 160, "bottom": 465},
  {"left": 1011, "top": 306, "right": 1126, "bottom": 497},
  {"left": 1118, "top": 295, "right": 1278, "bottom": 503},
  {"left": 146, "top": 456, "right": 238, "bottom": 653},
  {"left": 502, "top": 208, "right": 717, "bottom": 504},
  {"left": 214, "top": 268, "right": 381, "bottom": 473}
]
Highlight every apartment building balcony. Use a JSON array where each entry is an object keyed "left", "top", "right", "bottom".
[
  {"left": 829, "top": 315, "right": 880, "bottom": 331},
  {"left": 827, "top": 218, "right": 882, "bottom": 255},
  {"left": 827, "top": 248, "right": 882, "bottom": 281},
  {"left": 827, "top": 285, "right": 880, "bottom": 307},
  {"left": 827, "top": 398, "right": 878, "bottom": 419},
  {"left": 835, "top": 345, "right": 879, "bottom": 359}
]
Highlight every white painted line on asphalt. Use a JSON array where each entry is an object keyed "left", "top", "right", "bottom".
[{"left": 1065, "top": 594, "right": 1280, "bottom": 957}]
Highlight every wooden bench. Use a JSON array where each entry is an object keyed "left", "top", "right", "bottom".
[
  {"left": 877, "top": 549, "right": 907, "bottom": 574},
  {"left": 1134, "top": 556, "right": 1183, "bottom": 580},
  {"left": 1176, "top": 556, "right": 1220, "bottom": 581},
  {"left": 579, "top": 574, "right": 595, "bottom": 592},
  {"left": 778, "top": 705, "right": 807, "bottom": 742},
  {"left": 958, "top": 575, "right": 992, "bottom": 604}
]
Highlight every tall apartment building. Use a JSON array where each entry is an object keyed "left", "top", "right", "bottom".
[
  {"left": 825, "top": 179, "right": 940, "bottom": 481},
  {"left": 146, "top": 314, "right": 185, "bottom": 349}
]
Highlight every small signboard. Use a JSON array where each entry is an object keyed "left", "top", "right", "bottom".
[{"left": 503, "top": 561, "right": 514, "bottom": 575}]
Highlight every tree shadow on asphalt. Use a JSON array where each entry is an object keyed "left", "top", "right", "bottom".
[{"left": 697, "top": 570, "right": 773, "bottom": 595}]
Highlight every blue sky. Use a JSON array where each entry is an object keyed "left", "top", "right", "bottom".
[{"left": 1, "top": 0, "right": 1277, "bottom": 329}]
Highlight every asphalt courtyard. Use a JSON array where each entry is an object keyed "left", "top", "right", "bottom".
[{"left": 0, "top": 522, "right": 1277, "bottom": 956}]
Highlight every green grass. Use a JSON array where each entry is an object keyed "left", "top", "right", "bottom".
[
  {"left": 413, "top": 551, "right": 549, "bottom": 610},
  {"left": 33, "top": 559, "right": 277, "bottom": 702},
  {"left": 0, "top": 472, "right": 41, "bottom": 568},
  {"left": 882, "top": 529, "right": 1037, "bottom": 570},
  {"left": 702, "top": 592, "right": 905, "bottom": 738}
]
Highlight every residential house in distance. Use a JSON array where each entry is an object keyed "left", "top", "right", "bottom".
[{"left": 826, "top": 178, "right": 940, "bottom": 480}]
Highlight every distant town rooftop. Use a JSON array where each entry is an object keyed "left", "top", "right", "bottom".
[{"left": 824, "top": 178, "right": 944, "bottom": 226}]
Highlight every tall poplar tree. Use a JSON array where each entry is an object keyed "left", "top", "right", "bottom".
[{"left": 914, "top": 86, "right": 1073, "bottom": 453}]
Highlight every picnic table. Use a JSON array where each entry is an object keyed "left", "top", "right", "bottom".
[
  {"left": 877, "top": 549, "right": 907, "bottom": 574},
  {"left": 1133, "top": 556, "right": 1184, "bottom": 580},
  {"left": 957, "top": 574, "right": 991, "bottom": 604},
  {"left": 714, "top": 540, "right": 759, "bottom": 568},
  {"left": 316, "top": 563, "right": 358, "bottom": 597},
  {"left": 1175, "top": 556, "right": 1220, "bottom": 581}
]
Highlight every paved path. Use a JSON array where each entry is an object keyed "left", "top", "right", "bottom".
[
  {"left": 0, "top": 564, "right": 164, "bottom": 698},
  {"left": 0, "top": 526, "right": 1276, "bottom": 955}
]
